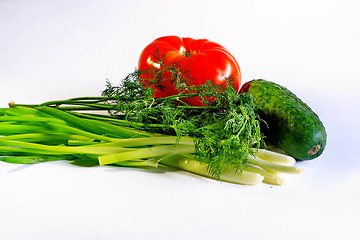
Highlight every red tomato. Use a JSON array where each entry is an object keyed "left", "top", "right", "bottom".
[{"left": 138, "top": 36, "right": 241, "bottom": 106}]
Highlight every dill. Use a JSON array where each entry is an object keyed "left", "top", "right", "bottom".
[{"left": 100, "top": 68, "right": 263, "bottom": 178}]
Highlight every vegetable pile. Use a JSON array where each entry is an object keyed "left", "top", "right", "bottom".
[{"left": 0, "top": 36, "right": 326, "bottom": 186}]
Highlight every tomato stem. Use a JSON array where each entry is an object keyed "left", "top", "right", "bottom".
[{"left": 182, "top": 50, "right": 194, "bottom": 57}]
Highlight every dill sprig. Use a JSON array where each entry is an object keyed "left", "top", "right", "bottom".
[{"left": 101, "top": 68, "right": 263, "bottom": 178}]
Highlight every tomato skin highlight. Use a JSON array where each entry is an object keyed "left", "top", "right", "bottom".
[{"left": 138, "top": 36, "right": 241, "bottom": 106}]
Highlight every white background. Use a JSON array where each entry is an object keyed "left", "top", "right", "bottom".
[{"left": 0, "top": 0, "right": 359, "bottom": 239}]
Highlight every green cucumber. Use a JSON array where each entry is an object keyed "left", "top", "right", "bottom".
[{"left": 241, "top": 79, "right": 327, "bottom": 160}]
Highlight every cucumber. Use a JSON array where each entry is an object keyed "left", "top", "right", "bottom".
[{"left": 241, "top": 79, "right": 327, "bottom": 160}]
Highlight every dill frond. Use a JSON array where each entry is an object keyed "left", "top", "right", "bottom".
[{"left": 101, "top": 67, "right": 263, "bottom": 178}]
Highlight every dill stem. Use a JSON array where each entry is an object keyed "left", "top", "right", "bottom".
[
  {"left": 12, "top": 96, "right": 113, "bottom": 108},
  {"left": 96, "top": 136, "right": 194, "bottom": 148},
  {"left": 71, "top": 111, "right": 176, "bottom": 133}
]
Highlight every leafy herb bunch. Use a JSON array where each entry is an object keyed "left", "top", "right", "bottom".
[{"left": 102, "top": 66, "right": 263, "bottom": 177}]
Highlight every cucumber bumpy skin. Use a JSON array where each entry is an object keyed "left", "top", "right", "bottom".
[{"left": 241, "top": 79, "right": 327, "bottom": 160}]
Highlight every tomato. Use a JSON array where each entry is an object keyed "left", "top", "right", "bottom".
[{"left": 138, "top": 36, "right": 241, "bottom": 106}]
